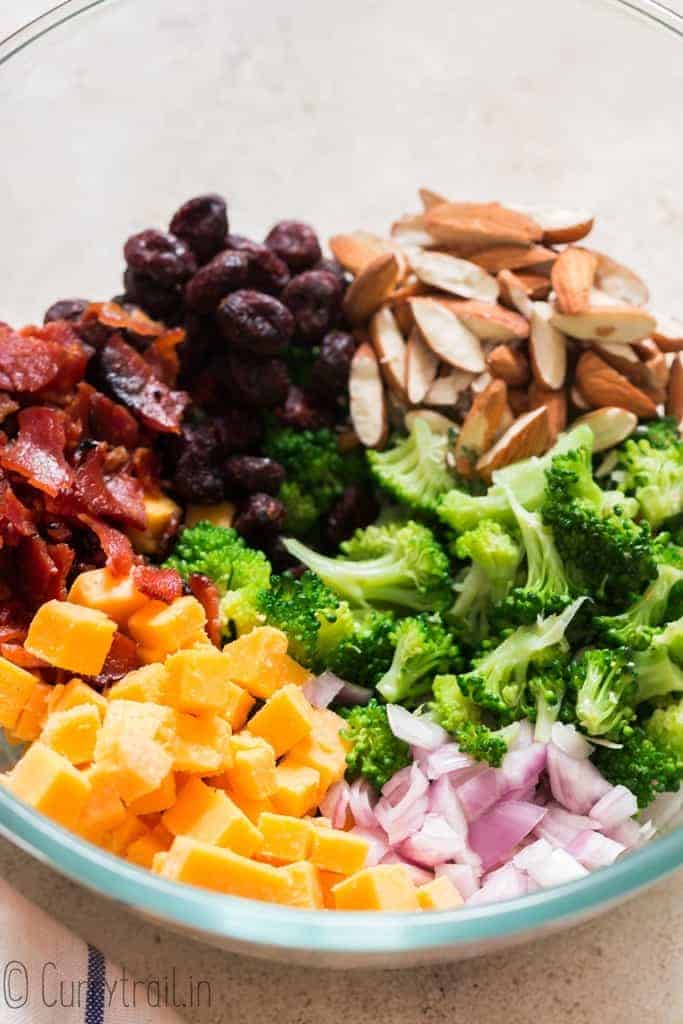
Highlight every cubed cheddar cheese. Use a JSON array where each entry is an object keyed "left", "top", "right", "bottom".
[
  {"left": 159, "top": 836, "right": 292, "bottom": 904},
  {"left": 47, "top": 678, "right": 108, "bottom": 719},
  {"left": 225, "top": 734, "right": 276, "bottom": 800},
  {"left": 163, "top": 647, "right": 234, "bottom": 714},
  {"left": 8, "top": 742, "right": 92, "bottom": 831},
  {"left": 128, "top": 771, "right": 177, "bottom": 815},
  {"left": 184, "top": 503, "right": 235, "bottom": 530},
  {"left": 0, "top": 657, "right": 40, "bottom": 730},
  {"left": 247, "top": 684, "right": 313, "bottom": 758},
  {"left": 416, "top": 875, "right": 463, "bottom": 911},
  {"left": 280, "top": 861, "right": 324, "bottom": 909},
  {"left": 218, "top": 789, "right": 273, "bottom": 824},
  {"left": 108, "top": 664, "right": 168, "bottom": 704},
  {"left": 109, "top": 734, "right": 174, "bottom": 805},
  {"left": 221, "top": 627, "right": 311, "bottom": 699},
  {"left": 40, "top": 704, "right": 101, "bottom": 765},
  {"left": 128, "top": 597, "right": 207, "bottom": 656},
  {"left": 128, "top": 493, "right": 181, "bottom": 556},
  {"left": 318, "top": 869, "right": 345, "bottom": 909},
  {"left": 100, "top": 810, "right": 147, "bottom": 855},
  {"left": 257, "top": 812, "right": 314, "bottom": 864},
  {"left": 309, "top": 826, "right": 369, "bottom": 875},
  {"left": 332, "top": 866, "right": 419, "bottom": 911},
  {"left": 172, "top": 713, "right": 232, "bottom": 775},
  {"left": 95, "top": 701, "right": 175, "bottom": 762},
  {"left": 220, "top": 682, "right": 255, "bottom": 732},
  {"left": 68, "top": 568, "right": 148, "bottom": 625},
  {"left": 11, "top": 681, "right": 51, "bottom": 742},
  {"left": 162, "top": 777, "right": 262, "bottom": 857},
  {"left": 126, "top": 831, "right": 170, "bottom": 869},
  {"left": 79, "top": 763, "right": 127, "bottom": 839},
  {"left": 25, "top": 601, "right": 117, "bottom": 675},
  {"left": 270, "top": 763, "right": 320, "bottom": 818},
  {"left": 284, "top": 708, "right": 349, "bottom": 795}
]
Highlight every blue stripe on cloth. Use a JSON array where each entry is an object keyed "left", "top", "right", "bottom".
[{"left": 84, "top": 945, "right": 106, "bottom": 1024}]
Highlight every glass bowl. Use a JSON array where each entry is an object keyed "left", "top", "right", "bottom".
[{"left": 0, "top": 0, "right": 682, "bottom": 967}]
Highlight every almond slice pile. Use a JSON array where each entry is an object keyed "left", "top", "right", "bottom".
[{"left": 339, "top": 188, "right": 682, "bottom": 476}]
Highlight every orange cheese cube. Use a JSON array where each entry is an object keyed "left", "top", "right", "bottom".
[
  {"left": 108, "top": 664, "right": 168, "bottom": 703},
  {"left": 217, "top": 789, "right": 273, "bottom": 824},
  {"left": 221, "top": 627, "right": 311, "bottom": 698},
  {"left": 285, "top": 708, "right": 349, "bottom": 795},
  {"left": 221, "top": 681, "right": 255, "bottom": 731},
  {"left": 12, "top": 681, "right": 51, "bottom": 742},
  {"left": 68, "top": 568, "right": 148, "bottom": 625},
  {"left": 257, "top": 812, "right": 314, "bottom": 864},
  {"left": 128, "top": 771, "right": 177, "bottom": 815},
  {"left": 128, "top": 492, "right": 182, "bottom": 556},
  {"left": 8, "top": 742, "right": 91, "bottom": 830},
  {"left": 25, "top": 600, "right": 117, "bottom": 675},
  {"left": 126, "top": 831, "right": 170, "bottom": 869},
  {"left": 162, "top": 777, "right": 262, "bottom": 857},
  {"left": 270, "top": 763, "right": 320, "bottom": 818},
  {"left": 172, "top": 712, "right": 232, "bottom": 775},
  {"left": 310, "top": 827, "right": 369, "bottom": 875},
  {"left": 184, "top": 503, "right": 235, "bottom": 530},
  {"left": 79, "top": 763, "right": 127, "bottom": 839},
  {"left": 163, "top": 647, "right": 234, "bottom": 714},
  {"left": 159, "top": 836, "right": 292, "bottom": 903},
  {"left": 47, "top": 678, "right": 108, "bottom": 719},
  {"left": 247, "top": 684, "right": 313, "bottom": 757},
  {"left": 280, "top": 861, "right": 324, "bottom": 909},
  {"left": 100, "top": 810, "right": 147, "bottom": 855},
  {"left": 128, "top": 597, "right": 206, "bottom": 654},
  {"left": 151, "top": 851, "right": 168, "bottom": 873},
  {"left": 94, "top": 700, "right": 175, "bottom": 761},
  {"left": 225, "top": 734, "right": 276, "bottom": 800},
  {"left": 151, "top": 821, "right": 175, "bottom": 847},
  {"left": 109, "top": 734, "right": 174, "bottom": 804},
  {"left": 416, "top": 876, "right": 464, "bottom": 911},
  {"left": 332, "top": 866, "right": 419, "bottom": 911},
  {"left": 0, "top": 657, "right": 39, "bottom": 730},
  {"left": 40, "top": 704, "right": 101, "bottom": 765},
  {"left": 318, "top": 869, "right": 345, "bottom": 909}
]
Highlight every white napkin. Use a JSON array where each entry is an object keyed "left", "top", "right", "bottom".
[{"left": 0, "top": 878, "right": 184, "bottom": 1024}]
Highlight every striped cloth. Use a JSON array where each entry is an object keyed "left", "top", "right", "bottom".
[{"left": 0, "top": 879, "right": 183, "bottom": 1024}]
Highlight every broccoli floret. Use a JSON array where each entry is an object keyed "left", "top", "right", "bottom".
[
  {"left": 568, "top": 648, "right": 637, "bottom": 737},
  {"left": 542, "top": 445, "right": 657, "bottom": 606},
  {"left": 646, "top": 698, "right": 683, "bottom": 762},
  {"left": 430, "top": 674, "right": 508, "bottom": 765},
  {"left": 376, "top": 614, "right": 459, "bottom": 706},
  {"left": 284, "top": 521, "right": 453, "bottom": 613},
  {"left": 525, "top": 664, "right": 568, "bottom": 741},
  {"left": 634, "top": 618, "right": 683, "bottom": 703},
  {"left": 458, "top": 599, "right": 585, "bottom": 720},
  {"left": 325, "top": 609, "right": 397, "bottom": 689},
  {"left": 617, "top": 418, "right": 683, "bottom": 529},
  {"left": 593, "top": 725, "right": 683, "bottom": 809},
  {"left": 367, "top": 418, "right": 453, "bottom": 515},
  {"left": 256, "top": 571, "right": 354, "bottom": 670},
  {"left": 165, "top": 521, "right": 271, "bottom": 636},
  {"left": 339, "top": 700, "right": 412, "bottom": 789},
  {"left": 448, "top": 520, "right": 522, "bottom": 639},
  {"left": 278, "top": 480, "right": 319, "bottom": 537},
  {"left": 595, "top": 561, "right": 683, "bottom": 650}
]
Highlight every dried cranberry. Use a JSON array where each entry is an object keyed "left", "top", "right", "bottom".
[
  {"left": 324, "top": 484, "right": 380, "bottom": 549},
  {"left": 310, "top": 330, "right": 356, "bottom": 399},
  {"left": 124, "top": 228, "right": 197, "bottom": 286},
  {"left": 225, "top": 353, "right": 289, "bottom": 408},
  {"left": 170, "top": 421, "right": 225, "bottom": 502},
  {"left": 169, "top": 194, "right": 228, "bottom": 263},
  {"left": 213, "top": 408, "right": 264, "bottom": 453},
  {"left": 282, "top": 270, "right": 342, "bottom": 344},
  {"left": 275, "top": 384, "right": 334, "bottom": 429},
  {"left": 216, "top": 289, "right": 293, "bottom": 357},
  {"left": 234, "top": 493, "right": 286, "bottom": 539},
  {"left": 184, "top": 250, "right": 250, "bottom": 312},
  {"left": 224, "top": 235, "right": 290, "bottom": 295},
  {"left": 44, "top": 299, "right": 89, "bottom": 324},
  {"left": 123, "top": 267, "right": 182, "bottom": 320},
  {"left": 264, "top": 220, "right": 322, "bottom": 273},
  {"left": 223, "top": 456, "right": 285, "bottom": 496},
  {"left": 317, "top": 257, "right": 348, "bottom": 287}
]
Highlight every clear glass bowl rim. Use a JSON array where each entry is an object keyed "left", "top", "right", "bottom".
[{"left": 0, "top": 0, "right": 682, "bottom": 956}]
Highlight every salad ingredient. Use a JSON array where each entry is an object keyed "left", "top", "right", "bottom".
[
  {"left": 594, "top": 727, "right": 683, "bottom": 809},
  {"left": 375, "top": 615, "right": 457, "bottom": 705},
  {"left": 340, "top": 699, "right": 411, "bottom": 788},
  {"left": 25, "top": 600, "right": 117, "bottom": 675},
  {"left": 349, "top": 343, "right": 388, "bottom": 448},
  {"left": 616, "top": 417, "right": 683, "bottom": 528},
  {"left": 257, "top": 571, "right": 353, "bottom": 670},
  {"left": 367, "top": 417, "right": 452, "bottom": 514}
]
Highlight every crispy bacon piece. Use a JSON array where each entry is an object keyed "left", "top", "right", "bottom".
[
  {"left": 99, "top": 335, "right": 189, "bottom": 434},
  {"left": 0, "top": 324, "right": 69, "bottom": 393},
  {"left": 188, "top": 573, "right": 221, "bottom": 647},
  {"left": 0, "top": 395, "right": 18, "bottom": 424},
  {"left": 88, "top": 389, "right": 140, "bottom": 448},
  {"left": 133, "top": 564, "right": 183, "bottom": 604},
  {"left": 79, "top": 514, "right": 134, "bottom": 577},
  {"left": 143, "top": 327, "right": 186, "bottom": 385},
  {"left": 85, "top": 301, "right": 165, "bottom": 338},
  {"left": 0, "top": 643, "right": 48, "bottom": 669},
  {"left": 0, "top": 408, "right": 73, "bottom": 496},
  {"left": 20, "top": 321, "right": 93, "bottom": 393},
  {"left": 87, "top": 630, "right": 140, "bottom": 690},
  {"left": 103, "top": 471, "right": 147, "bottom": 531},
  {"left": 18, "top": 535, "right": 73, "bottom": 605},
  {"left": 0, "top": 601, "right": 31, "bottom": 644},
  {"left": 0, "top": 475, "right": 35, "bottom": 544}
]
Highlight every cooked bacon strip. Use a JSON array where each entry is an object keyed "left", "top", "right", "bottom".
[
  {"left": 0, "top": 324, "right": 70, "bottom": 393},
  {"left": 99, "top": 335, "right": 189, "bottom": 434},
  {"left": 88, "top": 630, "right": 140, "bottom": 689},
  {"left": 87, "top": 388, "right": 140, "bottom": 448},
  {"left": 0, "top": 475, "right": 35, "bottom": 544},
  {"left": 133, "top": 565, "right": 183, "bottom": 603},
  {"left": 17, "top": 535, "right": 73, "bottom": 605},
  {"left": 104, "top": 471, "right": 147, "bottom": 531},
  {"left": 188, "top": 573, "right": 221, "bottom": 647},
  {"left": 0, "top": 601, "right": 31, "bottom": 644},
  {"left": 1, "top": 408, "right": 73, "bottom": 496},
  {"left": 86, "top": 302, "right": 165, "bottom": 338},
  {"left": 143, "top": 327, "right": 186, "bottom": 385},
  {"left": 79, "top": 514, "right": 134, "bottom": 577},
  {"left": 20, "top": 321, "right": 93, "bottom": 393}
]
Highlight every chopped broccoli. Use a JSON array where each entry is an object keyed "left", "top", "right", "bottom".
[
  {"left": 595, "top": 561, "right": 683, "bottom": 650},
  {"left": 367, "top": 418, "right": 453, "bottom": 515},
  {"left": 431, "top": 674, "right": 508, "bottom": 765},
  {"left": 165, "top": 521, "right": 271, "bottom": 636},
  {"left": 542, "top": 445, "right": 657, "bottom": 606},
  {"left": 616, "top": 418, "right": 683, "bottom": 529},
  {"left": 448, "top": 519, "right": 522, "bottom": 639},
  {"left": 569, "top": 648, "right": 637, "bottom": 737},
  {"left": 524, "top": 664, "right": 568, "bottom": 741},
  {"left": 278, "top": 480, "right": 319, "bottom": 537},
  {"left": 646, "top": 698, "right": 683, "bottom": 762},
  {"left": 593, "top": 725, "right": 683, "bottom": 809},
  {"left": 284, "top": 520, "right": 453, "bottom": 613},
  {"left": 634, "top": 618, "right": 683, "bottom": 703},
  {"left": 376, "top": 614, "right": 459, "bottom": 706},
  {"left": 325, "top": 608, "right": 397, "bottom": 689},
  {"left": 339, "top": 700, "right": 412, "bottom": 789}
]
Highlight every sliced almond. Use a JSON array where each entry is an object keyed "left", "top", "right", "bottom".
[
  {"left": 440, "top": 300, "right": 529, "bottom": 342},
  {"left": 550, "top": 305, "right": 656, "bottom": 345},
  {"left": 570, "top": 384, "right": 590, "bottom": 411},
  {"left": 349, "top": 343, "right": 388, "bottom": 448},
  {"left": 455, "top": 379, "right": 510, "bottom": 476},
  {"left": 369, "top": 306, "right": 407, "bottom": 399},
  {"left": 529, "top": 302, "right": 567, "bottom": 390},
  {"left": 425, "top": 369, "right": 474, "bottom": 406},
  {"left": 516, "top": 272, "right": 552, "bottom": 301},
  {"left": 470, "top": 244, "right": 556, "bottom": 276},
  {"left": 405, "top": 327, "right": 439, "bottom": 404},
  {"left": 636, "top": 339, "right": 669, "bottom": 391},
  {"left": 419, "top": 187, "right": 449, "bottom": 210},
  {"left": 574, "top": 351, "right": 658, "bottom": 418},
  {"left": 551, "top": 247, "right": 598, "bottom": 315},
  {"left": 486, "top": 344, "right": 530, "bottom": 387},
  {"left": 410, "top": 298, "right": 486, "bottom": 373},
  {"left": 409, "top": 250, "right": 499, "bottom": 303},
  {"left": 593, "top": 341, "right": 648, "bottom": 386},
  {"left": 390, "top": 214, "right": 436, "bottom": 249},
  {"left": 573, "top": 407, "right": 639, "bottom": 452},
  {"left": 652, "top": 315, "right": 683, "bottom": 353},
  {"left": 476, "top": 406, "right": 552, "bottom": 481},
  {"left": 424, "top": 201, "right": 543, "bottom": 249},
  {"left": 591, "top": 250, "right": 649, "bottom": 306},
  {"left": 404, "top": 408, "right": 455, "bottom": 434},
  {"left": 330, "top": 231, "right": 393, "bottom": 276},
  {"left": 528, "top": 383, "right": 567, "bottom": 441},
  {"left": 497, "top": 269, "right": 534, "bottom": 319},
  {"left": 343, "top": 251, "right": 402, "bottom": 325},
  {"left": 509, "top": 205, "right": 594, "bottom": 244},
  {"left": 508, "top": 387, "right": 531, "bottom": 416},
  {"left": 666, "top": 354, "right": 683, "bottom": 428}
]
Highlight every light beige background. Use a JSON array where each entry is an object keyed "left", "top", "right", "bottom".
[{"left": 1, "top": 2, "right": 683, "bottom": 1022}]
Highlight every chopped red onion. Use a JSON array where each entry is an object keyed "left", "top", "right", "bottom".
[
  {"left": 381, "top": 762, "right": 428, "bottom": 803},
  {"left": 466, "top": 863, "right": 529, "bottom": 906},
  {"left": 605, "top": 817, "right": 643, "bottom": 849},
  {"left": 424, "top": 743, "right": 474, "bottom": 780},
  {"left": 375, "top": 795, "right": 429, "bottom": 845},
  {"left": 547, "top": 742, "right": 611, "bottom": 814},
  {"left": 348, "top": 777, "right": 377, "bottom": 830},
  {"left": 319, "top": 779, "right": 350, "bottom": 828},
  {"left": 303, "top": 671, "right": 344, "bottom": 708},
  {"left": 534, "top": 803, "right": 597, "bottom": 847},
  {"left": 457, "top": 767, "right": 509, "bottom": 822},
  {"left": 435, "top": 863, "right": 480, "bottom": 900},
  {"left": 551, "top": 722, "right": 593, "bottom": 760},
  {"left": 567, "top": 830, "right": 625, "bottom": 870},
  {"left": 350, "top": 825, "right": 389, "bottom": 867},
  {"left": 513, "top": 837, "right": 554, "bottom": 874},
  {"left": 337, "top": 681, "right": 372, "bottom": 706},
  {"left": 386, "top": 705, "right": 448, "bottom": 750},
  {"left": 589, "top": 785, "right": 638, "bottom": 830},
  {"left": 399, "top": 812, "right": 469, "bottom": 867},
  {"left": 468, "top": 800, "right": 547, "bottom": 871},
  {"left": 380, "top": 851, "right": 434, "bottom": 886},
  {"left": 526, "top": 846, "right": 589, "bottom": 887},
  {"left": 500, "top": 742, "right": 547, "bottom": 790},
  {"left": 428, "top": 774, "right": 467, "bottom": 834}
]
